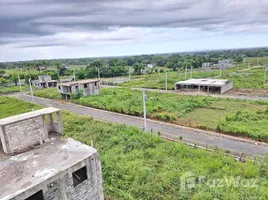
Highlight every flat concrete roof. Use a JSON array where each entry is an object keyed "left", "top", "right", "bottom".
[
  {"left": 0, "top": 107, "right": 60, "bottom": 126},
  {"left": 58, "top": 79, "right": 100, "bottom": 87},
  {"left": 176, "top": 79, "right": 231, "bottom": 87},
  {"left": 0, "top": 135, "right": 97, "bottom": 200}
]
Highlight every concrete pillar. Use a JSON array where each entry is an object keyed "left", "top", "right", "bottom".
[
  {"left": 57, "top": 111, "right": 64, "bottom": 135},
  {"left": 207, "top": 86, "right": 210, "bottom": 93},
  {"left": 198, "top": 85, "right": 200, "bottom": 92},
  {"left": 59, "top": 177, "right": 68, "bottom": 200}
]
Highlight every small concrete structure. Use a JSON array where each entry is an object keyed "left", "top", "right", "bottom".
[
  {"left": 202, "top": 59, "right": 233, "bottom": 71},
  {"left": 0, "top": 108, "right": 104, "bottom": 200},
  {"left": 0, "top": 107, "right": 63, "bottom": 155},
  {"left": 147, "top": 64, "right": 155, "bottom": 68},
  {"left": 201, "top": 62, "right": 213, "bottom": 70},
  {"left": 32, "top": 75, "right": 57, "bottom": 89},
  {"left": 57, "top": 79, "right": 100, "bottom": 100},
  {"left": 175, "top": 79, "right": 233, "bottom": 94}
]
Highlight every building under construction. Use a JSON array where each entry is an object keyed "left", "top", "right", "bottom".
[
  {"left": 0, "top": 108, "right": 103, "bottom": 200},
  {"left": 175, "top": 78, "right": 233, "bottom": 94}
]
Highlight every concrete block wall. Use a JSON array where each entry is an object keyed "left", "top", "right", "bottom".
[
  {"left": 2, "top": 116, "right": 48, "bottom": 154},
  {"left": 11, "top": 153, "right": 104, "bottom": 200},
  {"left": 220, "top": 81, "right": 233, "bottom": 94}
]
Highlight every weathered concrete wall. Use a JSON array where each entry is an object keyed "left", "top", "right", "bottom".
[
  {"left": 221, "top": 81, "right": 233, "bottom": 94},
  {"left": 11, "top": 153, "right": 104, "bottom": 200},
  {"left": 71, "top": 82, "right": 100, "bottom": 97},
  {"left": 2, "top": 116, "right": 48, "bottom": 154}
]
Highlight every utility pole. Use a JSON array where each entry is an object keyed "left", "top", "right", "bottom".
[
  {"left": 142, "top": 91, "right": 147, "bottom": 131},
  {"left": 18, "top": 74, "right": 22, "bottom": 93},
  {"left": 191, "top": 66, "right": 193, "bottom": 79},
  {"left": 264, "top": 66, "right": 268, "bottom": 85},
  {"left": 185, "top": 65, "right": 187, "bottom": 80},
  {"left": 257, "top": 54, "right": 260, "bottom": 66},
  {"left": 165, "top": 72, "right": 168, "bottom": 91},
  {"left": 98, "top": 68, "right": 100, "bottom": 79},
  {"left": 220, "top": 65, "right": 222, "bottom": 77},
  {"left": 73, "top": 71, "right": 76, "bottom": 81},
  {"left": 29, "top": 78, "right": 35, "bottom": 104}
]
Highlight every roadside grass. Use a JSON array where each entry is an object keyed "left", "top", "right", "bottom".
[
  {"left": 33, "top": 87, "right": 61, "bottom": 100},
  {"left": 0, "top": 85, "right": 29, "bottom": 94},
  {"left": 33, "top": 87, "right": 268, "bottom": 142},
  {"left": 222, "top": 67, "right": 268, "bottom": 89},
  {"left": 1, "top": 96, "right": 268, "bottom": 200},
  {"left": 120, "top": 63, "right": 259, "bottom": 90}
]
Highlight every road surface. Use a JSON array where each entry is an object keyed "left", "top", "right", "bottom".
[{"left": 12, "top": 93, "right": 268, "bottom": 156}]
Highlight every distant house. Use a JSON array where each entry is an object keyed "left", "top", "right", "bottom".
[
  {"left": 32, "top": 75, "right": 57, "bottom": 89},
  {"left": 57, "top": 79, "right": 100, "bottom": 100},
  {"left": 218, "top": 59, "right": 233, "bottom": 70},
  {"left": 147, "top": 64, "right": 155, "bottom": 68},
  {"left": 175, "top": 78, "right": 233, "bottom": 94},
  {"left": 202, "top": 59, "right": 233, "bottom": 71},
  {"left": 201, "top": 62, "right": 213, "bottom": 70}
]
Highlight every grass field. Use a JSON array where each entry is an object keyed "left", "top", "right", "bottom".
[
  {"left": 0, "top": 85, "right": 29, "bottom": 94},
  {"left": 1, "top": 96, "right": 268, "bottom": 200},
  {"left": 222, "top": 67, "right": 268, "bottom": 89},
  {"left": 33, "top": 87, "right": 268, "bottom": 142},
  {"left": 120, "top": 62, "right": 266, "bottom": 90}
]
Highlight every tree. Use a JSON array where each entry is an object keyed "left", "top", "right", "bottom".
[
  {"left": 55, "top": 61, "right": 62, "bottom": 81},
  {"left": 133, "top": 63, "right": 145, "bottom": 75}
]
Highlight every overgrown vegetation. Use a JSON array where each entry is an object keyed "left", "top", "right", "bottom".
[
  {"left": 1, "top": 96, "right": 268, "bottom": 199},
  {"left": 0, "top": 85, "right": 28, "bottom": 94},
  {"left": 218, "top": 108, "right": 268, "bottom": 141},
  {"left": 33, "top": 87, "right": 268, "bottom": 142}
]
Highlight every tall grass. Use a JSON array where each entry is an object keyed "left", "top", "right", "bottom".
[{"left": 1, "top": 96, "right": 268, "bottom": 199}]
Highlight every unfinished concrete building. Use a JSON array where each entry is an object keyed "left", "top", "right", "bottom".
[
  {"left": 57, "top": 79, "right": 100, "bottom": 100},
  {"left": 32, "top": 75, "right": 57, "bottom": 89},
  {"left": 175, "top": 79, "right": 233, "bottom": 94},
  {"left": 202, "top": 59, "right": 233, "bottom": 71},
  {"left": 0, "top": 108, "right": 104, "bottom": 200}
]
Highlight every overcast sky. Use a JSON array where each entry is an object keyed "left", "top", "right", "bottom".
[{"left": 1, "top": 0, "right": 268, "bottom": 62}]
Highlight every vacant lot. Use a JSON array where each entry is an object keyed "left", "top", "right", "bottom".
[
  {"left": 1, "top": 96, "right": 268, "bottom": 200},
  {"left": 0, "top": 85, "right": 28, "bottom": 94},
  {"left": 33, "top": 88, "right": 268, "bottom": 142},
  {"left": 222, "top": 67, "right": 268, "bottom": 89}
]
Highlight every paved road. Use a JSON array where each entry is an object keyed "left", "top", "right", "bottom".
[{"left": 13, "top": 93, "right": 268, "bottom": 156}]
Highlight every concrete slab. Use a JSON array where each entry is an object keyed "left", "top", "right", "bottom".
[{"left": 0, "top": 134, "right": 96, "bottom": 200}]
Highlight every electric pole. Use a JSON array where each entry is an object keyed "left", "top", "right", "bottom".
[
  {"left": 185, "top": 65, "right": 187, "bottom": 80},
  {"left": 18, "top": 74, "right": 22, "bottom": 93},
  {"left": 29, "top": 78, "right": 35, "bottom": 104},
  {"left": 191, "top": 66, "right": 193, "bottom": 78},
  {"left": 73, "top": 71, "right": 76, "bottom": 81},
  {"left": 142, "top": 91, "right": 147, "bottom": 131},
  {"left": 264, "top": 66, "right": 268, "bottom": 85},
  {"left": 165, "top": 72, "right": 168, "bottom": 91}
]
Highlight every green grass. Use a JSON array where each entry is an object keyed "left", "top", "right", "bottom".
[
  {"left": 1, "top": 96, "right": 268, "bottom": 200},
  {"left": 120, "top": 58, "right": 268, "bottom": 90},
  {"left": 222, "top": 67, "right": 268, "bottom": 89},
  {"left": 0, "top": 85, "right": 29, "bottom": 94},
  {"left": 33, "top": 87, "right": 268, "bottom": 142},
  {"left": 33, "top": 87, "right": 61, "bottom": 100}
]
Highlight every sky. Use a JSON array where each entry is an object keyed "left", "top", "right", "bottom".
[{"left": 1, "top": 0, "right": 268, "bottom": 62}]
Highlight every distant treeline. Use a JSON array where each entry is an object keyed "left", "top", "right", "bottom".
[{"left": 1, "top": 47, "right": 268, "bottom": 70}]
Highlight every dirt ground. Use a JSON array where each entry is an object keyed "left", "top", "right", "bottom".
[{"left": 226, "top": 88, "right": 268, "bottom": 97}]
